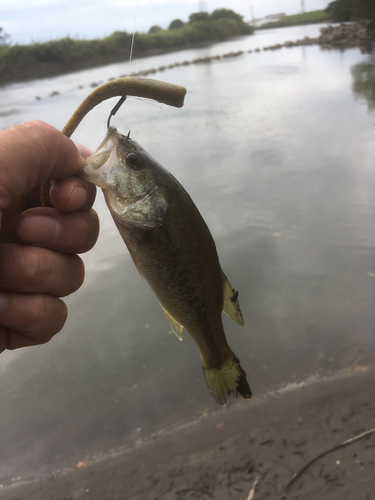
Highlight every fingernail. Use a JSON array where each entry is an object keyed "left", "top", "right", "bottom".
[{"left": 19, "top": 215, "right": 61, "bottom": 244}]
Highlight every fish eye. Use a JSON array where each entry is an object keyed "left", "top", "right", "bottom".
[{"left": 125, "top": 152, "right": 142, "bottom": 170}]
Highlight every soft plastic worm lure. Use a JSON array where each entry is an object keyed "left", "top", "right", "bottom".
[{"left": 61, "top": 77, "right": 187, "bottom": 137}]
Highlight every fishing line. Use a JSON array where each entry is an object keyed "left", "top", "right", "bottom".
[
  {"left": 107, "top": 0, "right": 164, "bottom": 128},
  {"left": 128, "top": 0, "right": 140, "bottom": 75},
  {"left": 107, "top": 0, "right": 139, "bottom": 128},
  {"left": 127, "top": 96, "right": 163, "bottom": 108}
]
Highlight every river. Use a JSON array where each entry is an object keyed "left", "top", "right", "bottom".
[{"left": 0, "top": 23, "right": 375, "bottom": 486}]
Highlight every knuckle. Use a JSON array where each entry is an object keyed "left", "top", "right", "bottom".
[
  {"left": 19, "top": 248, "right": 50, "bottom": 286},
  {"left": 49, "top": 210, "right": 99, "bottom": 254}
]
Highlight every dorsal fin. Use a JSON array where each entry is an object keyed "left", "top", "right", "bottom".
[
  {"left": 159, "top": 304, "right": 184, "bottom": 340},
  {"left": 221, "top": 271, "right": 244, "bottom": 326}
]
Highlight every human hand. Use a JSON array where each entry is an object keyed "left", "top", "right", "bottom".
[{"left": 0, "top": 120, "right": 99, "bottom": 352}]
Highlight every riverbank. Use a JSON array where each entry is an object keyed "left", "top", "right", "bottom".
[
  {"left": 258, "top": 10, "right": 330, "bottom": 29},
  {"left": 261, "top": 21, "right": 375, "bottom": 54},
  {"left": 1, "top": 367, "right": 374, "bottom": 500}
]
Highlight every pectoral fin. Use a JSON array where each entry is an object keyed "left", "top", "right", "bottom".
[
  {"left": 160, "top": 304, "right": 184, "bottom": 340},
  {"left": 221, "top": 271, "right": 244, "bottom": 326}
]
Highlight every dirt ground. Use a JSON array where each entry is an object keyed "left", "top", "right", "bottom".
[{"left": 1, "top": 368, "right": 374, "bottom": 500}]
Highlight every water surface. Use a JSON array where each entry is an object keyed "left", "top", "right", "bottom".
[{"left": 1, "top": 24, "right": 375, "bottom": 485}]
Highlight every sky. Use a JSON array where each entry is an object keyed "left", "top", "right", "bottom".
[{"left": 2, "top": 0, "right": 330, "bottom": 45}]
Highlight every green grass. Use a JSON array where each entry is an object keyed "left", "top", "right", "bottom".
[{"left": 258, "top": 10, "right": 331, "bottom": 29}]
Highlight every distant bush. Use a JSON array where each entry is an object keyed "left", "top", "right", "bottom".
[
  {"left": 102, "top": 31, "right": 132, "bottom": 52},
  {"left": 169, "top": 19, "right": 185, "bottom": 30},
  {"left": 211, "top": 8, "right": 244, "bottom": 23},
  {"left": 351, "top": 0, "right": 375, "bottom": 20},
  {"left": 189, "top": 12, "right": 210, "bottom": 23},
  {"left": 148, "top": 25, "right": 163, "bottom": 33},
  {"left": 325, "top": 0, "right": 375, "bottom": 21},
  {"left": 0, "top": 27, "right": 10, "bottom": 47},
  {"left": 325, "top": 0, "right": 352, "bottom": 21}
]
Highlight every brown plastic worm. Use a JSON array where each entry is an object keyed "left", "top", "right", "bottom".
[
  {"left": 41, "top": 77, "right": 187, "bottom": 204},
  {"left": 62, "top": 77, "right": 187, "bottom": 137}
]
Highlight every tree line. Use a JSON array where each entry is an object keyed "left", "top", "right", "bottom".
[
  {"left": 0, "top": 9, "right": 253, "bottom": 84},
  {"left": 326, "top": 0, "right": 375, "bottom": 22}
]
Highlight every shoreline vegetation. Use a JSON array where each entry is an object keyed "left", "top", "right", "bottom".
[
  {"left": 258, "top": 9, "right": 331, "bottom": 29},
  {"left": 0, "top": 9, "right": 253, "bottom": 85},
  {"left": 260, "top": 0, "right": 375, "bottom": 29}
]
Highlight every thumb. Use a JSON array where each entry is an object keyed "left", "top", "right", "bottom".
[{"left": 0, "top": 120, "right": 86, "bottom": 213}]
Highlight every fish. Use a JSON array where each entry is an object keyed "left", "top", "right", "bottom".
[{"left": 79, "top": 126, "right": 251, "bottom": 404}]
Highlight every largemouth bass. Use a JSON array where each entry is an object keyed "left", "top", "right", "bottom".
[{"left": 80, "top": 127, "right": 251, "bottom": 404}]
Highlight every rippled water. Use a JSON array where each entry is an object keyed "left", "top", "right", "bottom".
[{"left": 1, "top": 24, "right": 375, "bottom": 484}]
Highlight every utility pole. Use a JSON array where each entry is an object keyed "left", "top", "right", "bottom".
[
  {"left": 199, "top": 1, "right": 207, "bottom": 12},
  {"left": 250, "top": 4, "right": 255, "bottom": 25},
  {"left": 301, "top": 0, "right": 305, "bottom": 13}
]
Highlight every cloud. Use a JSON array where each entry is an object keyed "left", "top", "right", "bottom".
[{"left": 2, "top": 0, "right": 59, "bottom": 7}]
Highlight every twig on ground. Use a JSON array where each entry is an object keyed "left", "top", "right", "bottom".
[
  {"left": 282, "top": 427, "right": 375, "bottom": 498},
  {"left": 246, "top": 478, "right": 259, "bottom": 500}
]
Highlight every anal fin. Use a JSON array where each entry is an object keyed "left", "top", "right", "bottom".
[{"left": 160, "top": 304, "right": 184, "bottom": 340}]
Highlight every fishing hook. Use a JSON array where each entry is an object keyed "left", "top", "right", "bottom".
[{"left": 107, "top": 95, "right": 127, "bottom": 129}]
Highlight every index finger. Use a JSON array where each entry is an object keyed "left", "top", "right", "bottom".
[{"left": 0, "top": 120, "right": 85, "bottom": 213}]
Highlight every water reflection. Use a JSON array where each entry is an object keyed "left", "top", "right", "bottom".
[
  {"left": 351, "top": 56, "right": 375, "bottom": 110},
  {"left": 1, "top": 25, "right": 375, "bottom": 484}
]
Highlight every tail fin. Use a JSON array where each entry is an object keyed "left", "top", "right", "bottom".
[{"left": 203, "top": 355, "right": 252, "bottom": 405}]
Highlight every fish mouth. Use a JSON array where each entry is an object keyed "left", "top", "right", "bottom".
[
  {"left": 77, "top": 128, "right": 120, "bottom": 188},
  {"left": 78, "top": 153, "right": 113, "bottom": 189}
]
